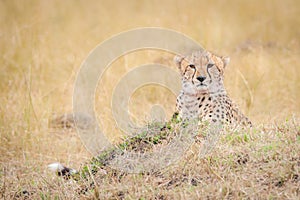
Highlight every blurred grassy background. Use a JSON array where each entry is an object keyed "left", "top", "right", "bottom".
[{"left": 0, "top": 0, "right": 299, "bottom": 198}]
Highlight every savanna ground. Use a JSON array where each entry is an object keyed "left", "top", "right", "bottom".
[{"left": 1, "top": 0, "right": 300, "bottom": 199}]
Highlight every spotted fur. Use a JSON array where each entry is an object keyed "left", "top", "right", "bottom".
[{"left": 175, "top": 50, "right": 252, "bottom": 126}]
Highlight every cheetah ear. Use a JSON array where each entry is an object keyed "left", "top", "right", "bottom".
[
  {"left": 174, "top": 55, "right": 185, "bottom": 73},
  {"left": 222, "top": 56, "right": 230, "bottom": 68}
]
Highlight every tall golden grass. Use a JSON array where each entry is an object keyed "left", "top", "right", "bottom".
[{"left": 0, "top": 0, "right": 299, "bottom": 199}]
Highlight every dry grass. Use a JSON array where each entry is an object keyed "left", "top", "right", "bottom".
[{"left": 0, "top": 0, "right": 300, "bottom": 199}]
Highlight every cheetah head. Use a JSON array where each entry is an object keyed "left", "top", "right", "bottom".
[{"left": 175, "top": 50, "right": 230, "bottom": 95}]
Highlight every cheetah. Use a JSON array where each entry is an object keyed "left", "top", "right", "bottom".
[
  {"left": 174, "top": 50, "right": 252, "bottom": 127},
  {"left": 48, "top": 50, "right": 252, "bottom": 182}
]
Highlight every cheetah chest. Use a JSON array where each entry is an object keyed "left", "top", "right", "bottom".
[{"left": 177, "top": 93, "right": 237, "bottom": 124}]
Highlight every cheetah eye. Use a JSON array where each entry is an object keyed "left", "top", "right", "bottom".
[
  {"left": 188, "top": 64, "right": 196, "bottom": 69},
  {"left": 207, "top": 63, "right": 214, "bottom": 68}
]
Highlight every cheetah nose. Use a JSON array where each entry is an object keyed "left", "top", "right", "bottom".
[{"left": 196, "top": 76, "right": 206, "bottom": 82}]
